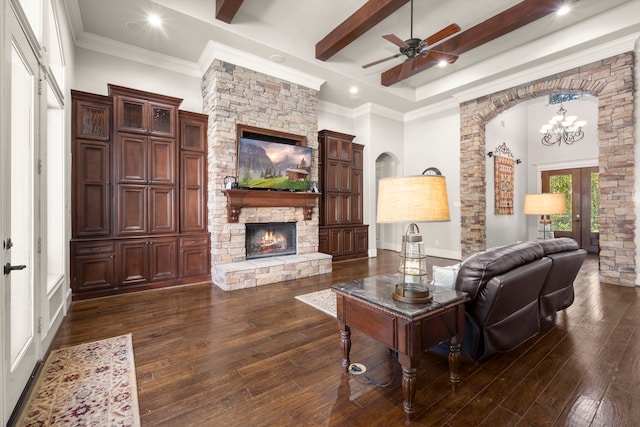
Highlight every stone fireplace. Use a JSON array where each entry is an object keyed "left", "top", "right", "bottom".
[{"left": 202, "top": 59, "right": 331, "bottom": 291}]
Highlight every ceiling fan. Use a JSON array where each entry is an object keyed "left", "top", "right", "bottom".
[{"left": 362, "top": 0, "right": 461, "bottom": 81}]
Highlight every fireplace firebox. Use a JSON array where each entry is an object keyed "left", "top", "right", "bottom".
[{"left": 246, "top": 222, "right": 297, "bottom": 260}]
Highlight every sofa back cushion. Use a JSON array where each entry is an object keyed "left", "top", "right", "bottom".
[
  {"left": 538, "top": 237, "right": 579, "bottom": 255},
  {"left": 456, "top": 241, "right": 544, "bottom": 300}
]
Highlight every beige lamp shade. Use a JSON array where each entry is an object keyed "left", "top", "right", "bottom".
[
  {"left": 377, "top": 175, "right": 450, "bottom": 223},
  {"left": 523, "top": 193, "right": 567, "bottom": 215}
]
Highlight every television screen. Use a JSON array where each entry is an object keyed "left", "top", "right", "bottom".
[{"left": 237, "top": 137, "right": 312, "bottom": 191}]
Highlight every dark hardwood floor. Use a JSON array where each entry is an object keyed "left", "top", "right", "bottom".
[{"left": 48, "top": 250, "right": 639, "bottom": 426}]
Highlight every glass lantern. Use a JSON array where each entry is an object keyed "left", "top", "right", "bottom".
[{"left": 393, "top": 223, "right": 432, "bottom": 303}]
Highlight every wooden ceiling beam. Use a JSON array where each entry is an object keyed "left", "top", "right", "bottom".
[
  {"left": 316, "top": 0, "right": 409, "bottom": 61},
  {"left": 381, "top": 0, "right": 562, "bottom": 86},
  {"left": 216, "top": 0, "right": 245, "bottom": 23}
]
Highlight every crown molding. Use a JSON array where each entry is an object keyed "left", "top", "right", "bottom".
[
  {"left": 318, "top": 100, "right": 355, "bottom": 118},
  {"left": 74, "top": 31, "right": 201, "bottom": 77},
  {"left": 198, "top": 40, "right": 325, "bottom": 91},
  {"left": 404, "top": 99, "right": 459, "bottom": 122},
  {"left": 62, "top": 0, "right": 83, "bottom": 42},
  {"left": 352, "top": 103, "right": 404, "bottom": 121}
]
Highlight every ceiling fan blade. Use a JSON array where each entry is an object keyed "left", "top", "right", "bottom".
[
  {"left": 382, "top": 34, "right": 407, "bottom": 48},
  {"left": 398, "top": 57, "right": 415, "bottom": 81},
  {"left": 424, "top": 23, "right": 461, "bottom": 46},
  {"left": 362, "top": 53, "right": 402, "bottom": 68}
]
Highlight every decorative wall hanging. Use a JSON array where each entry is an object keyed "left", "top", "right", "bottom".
[{"left": 492, "top": 142, "right": 515, "bottom": 215}]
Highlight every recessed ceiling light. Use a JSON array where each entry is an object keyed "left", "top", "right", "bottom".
[
  {"left": 557, "top": 4, "right": 571, "bottom": 15},
  {"left": 349, "top": 86, "right": 359, "bottom": 95},
  {"left": 269, "top": 54, "right": 285, "bottom": 63},
  {"left": 125, "top": 21, "right": 146, "bottom": 34},
  {"left": 147, "top": 13, "right": 163, "bottom": 27}
]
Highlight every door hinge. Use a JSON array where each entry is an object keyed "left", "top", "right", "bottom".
[
  {"left": 37, "top": 317, "right": 42, "bottom": 334},
  {"left": 37, "top": 237, "right": 42, "bottom": 254},
  {"left": 37, "top": 159, "right": 43, "bottom": 175},
  {"left": 38, "top": 79, "right": 43, "bottom": 95}
]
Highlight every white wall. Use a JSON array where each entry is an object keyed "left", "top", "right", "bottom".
[
  {"left": 404, "top": 107, "right": 462, "bottom": 260},
  {"left": 485, "top": 103, "right": 529, "bottom": 246},
  {"left": 73, "top": 48, "right": 203, "bottom": 112}
]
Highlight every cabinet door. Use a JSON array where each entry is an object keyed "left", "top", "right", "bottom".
[
  {"left": 149, "top": 237, "right": 178, "bottom": 281},
  {"left": 318, "top": 228, "right": 329, "bottom": 255},
  {"left": 355, "top": 226, "right": 368, "bottom": 255},
  {"left": 149, "top": 136, "right": 176, "bottom": 185},
  {"left": 115, "top": 96, "right": 148, "bottom": 134},
  {"left": 149, "top": 186, "right": 177, "bottom": 234},
  {"left": 328, "top": 228, "right": 343, "bottom": 256},
  {"left": 117, "top": 134, "right": 147, "bottom": 183},
  {"left": 181, "top": 152, "right": 206, "bottom": 232},
  {"left": 117, "top": 185, "right": 147, "bottom": 235},
  {"left": 342, "top": 228, "right": 355, "bottom": 256},
  {"left": 325, "top": 160, "right": 340, "bottom": 192},
  {"left": 179, "top": 236, "right": 210, "bottom": 278},
  {"left": 74, "top": 140, "right": 111, "bottom": 237},
  {"left": 339, "top": 162, "right": 352, "bottom": 192},
  {"left": 325, "top": 193, "right": 341, "bottom": 226},
  {"left": 180, "top": 117, "right": 206, "bottom": 152},
  {"left": 351, "top": 169, "right": 363, "bottom": 224},
  {"left": 74, "top": 99, "right": 111, "bottom": 141},
  {"left": 72, "top": 242, "right": 115, "bottom": 292},
  {"left": 339, "top": 194, "right": 352, "bottom": 224},
  {"left": 149, "top": 102, "right": 177, "bottom": 137},
  {"left": 118, "top": 240, "right": 150, "bottom": 286}
]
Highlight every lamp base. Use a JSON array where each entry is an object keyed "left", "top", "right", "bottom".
[{"left": 392, "top": 285, "right": 433, "bottom": 304}]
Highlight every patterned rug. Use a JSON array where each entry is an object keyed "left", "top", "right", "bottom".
[
  {"left": 16, "top": 334, "right": 140, "bottom": 426},
  {"left": 295, "top": 288, "right": 336, "bottom": 318}
]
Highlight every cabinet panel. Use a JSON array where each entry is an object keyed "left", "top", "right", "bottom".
[
  {"left": 351, "top": 192, "right": 363, "bottom": 224},
  {"left": 117, "top": 240, "right": 150, "bottom": 286},
  {"left": 353, "top": 144, "right": 363, "bottom": 170},
  {"left": 150, "top": 102, "right": 176, "bottom": 137},
  {"left": 325, "top": 194, "right": 340, "bottom": 226},
  {"left": 180, "top": 114, "right": 206, "bottom": 152},
  {"left": 117, "top": 185, "right": 147, "bottom": 235},
  {"left": 328, "top": 228, "right": 343, "bottom": 256},
  {"left": 72, "top": 241, "right": 115, "bottom": 293},
  {"left": 116, "top": 96, "right": 148, "bottom": 134},
  {"left": 318, "top": 228, "right": 329, "bottom": 254},
  {"left": 149, "top": 137, "right": 176, "bottom": 185},
  {"left": 179, "top": 236, "right": 210, "bottom": 278},
  {"left": 342, "top": 228, "right": 355, "bottom": 256},
  {"left": 355, "top": 226, "right": 369, "bottom": 255},
  {"left": 149, "top": 238, "right": 178, "bottom": 281},
  {"left": 149, "top": 187, "right": 177, "bottom": 234},
  {"left": 325, "top": 160, "right": 340, "bottom": 192},
  {"left": 74, "top": 141, "right": 111, "bottom": 237},
  {"left": 339, "top": 195, "right": 352, "bottom": 223},
  {"left": 339, "top": 163, "right": 352, "bottom": 192},
  {"left": 181, "top": 152, "right": 206, "bottom": 232},
  {"left": 118, "top": 134, "right": 147, "bottom": 183},
  {"left": 74, "top": 98, "right": 111, "bottom": 141}
]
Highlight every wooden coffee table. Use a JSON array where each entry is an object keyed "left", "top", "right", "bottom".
[{"left": 331, "top": 274, "right": 469, "bottom": 414}]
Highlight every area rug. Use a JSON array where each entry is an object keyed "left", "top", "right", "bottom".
[
  {"left": 295, "top": 288, "right": 336, "bottom": 318},
  {"left": 16, "top": 333, "right": 140, "bottom": 427}
]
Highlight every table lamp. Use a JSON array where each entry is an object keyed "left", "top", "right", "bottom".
[
  {"left": 377, "top": 171, "right": 450, "bottom": 304},
  {"left": 523, "top": 193, "right": 567, "bottom": 239}
]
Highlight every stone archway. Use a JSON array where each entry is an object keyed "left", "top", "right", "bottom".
[{"left": 459, "top": 52, "right": 635, "bottom": 286}]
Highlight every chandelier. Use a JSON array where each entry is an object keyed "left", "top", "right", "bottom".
[{"left": 539, "top": 104, "right": 586, "bottom": 146}]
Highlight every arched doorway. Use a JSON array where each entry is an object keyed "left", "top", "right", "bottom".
[
  {"left": 459, "top": 52, "right": 635, "bottom": 286},
  {"left": 375, "top": 152, "right": 400, "bottom": 251}
]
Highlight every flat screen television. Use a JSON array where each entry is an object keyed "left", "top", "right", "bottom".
[{"left": 237, "top": 137, "right": 312, "bottom": 191}]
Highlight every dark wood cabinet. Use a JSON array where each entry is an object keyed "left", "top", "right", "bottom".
[
  {"left": 70, "top": 85, "right": 210, "bottom": 299},
  {"left": 318, "top": 130, "right": 368, "bottom": 261}
]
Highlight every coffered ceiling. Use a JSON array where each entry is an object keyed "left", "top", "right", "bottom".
[{"left": 66, "top": 0, "right": 639, "bottom": 112}]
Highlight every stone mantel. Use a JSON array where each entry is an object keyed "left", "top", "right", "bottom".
[{"left": 222, "top": 189, "right": 320, "bottom": 223}]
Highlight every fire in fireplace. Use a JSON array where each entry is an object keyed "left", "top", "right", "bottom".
[{"left": 245, "top": 222, "right": 297, "bottom": 260}]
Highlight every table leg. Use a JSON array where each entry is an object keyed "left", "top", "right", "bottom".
[
  {"left": 400, "top": 365, "right": 417, "bottom": 414},
  {"left": 448, "top": 335, "right": 461, "bottom": 384},
  {"left": 339, "top": 324, "right": 351, "bottom": 370}
]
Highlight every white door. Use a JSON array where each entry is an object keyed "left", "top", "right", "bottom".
[{"left": 2, "top": 8, "right": 41, "bottom": 422}]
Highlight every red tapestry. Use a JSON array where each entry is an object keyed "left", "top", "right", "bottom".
[{"left": 495, "top": 155, "right": 514, "bottom": 215}]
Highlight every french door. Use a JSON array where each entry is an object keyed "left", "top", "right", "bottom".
[
  {"left": 1, "top": 7, "right": 41, "bottom": 423},
  {"left": 542, "top": 167, "right": 599, "bottom": 253}
]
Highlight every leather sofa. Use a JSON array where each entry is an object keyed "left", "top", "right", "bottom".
[{"left": 454, "top": 238, "right": 586, "bottom": 361}]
